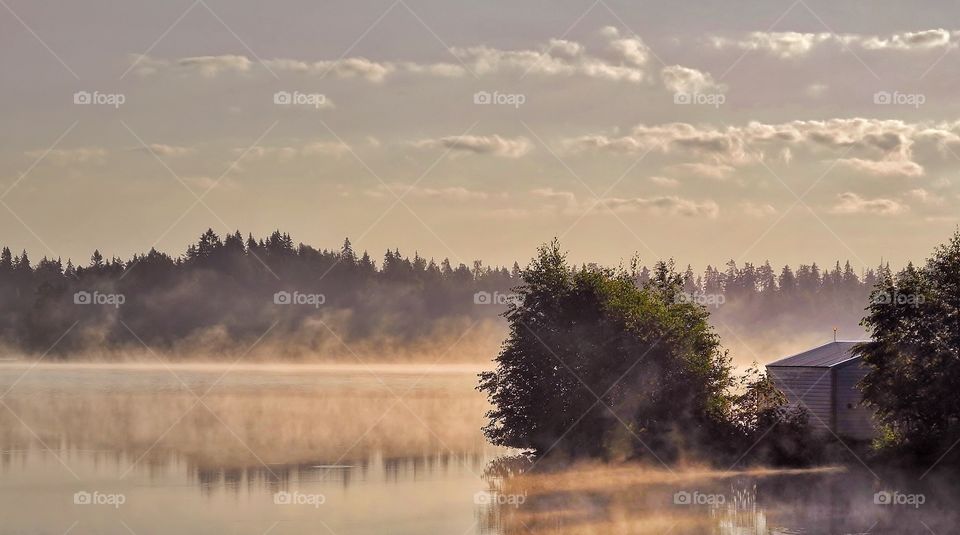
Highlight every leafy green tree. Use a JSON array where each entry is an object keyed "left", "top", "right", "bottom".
[
  {"left": 858, "top": 230, "right": 960, "bottom": 460},
  {"left": 478, "top": 240, "right": 736, "bottom": 461}
]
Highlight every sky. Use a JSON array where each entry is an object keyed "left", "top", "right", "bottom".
[{"left": 2, "top": 0, "right": 959, "bottom": 271}]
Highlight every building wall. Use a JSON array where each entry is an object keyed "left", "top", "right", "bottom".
[
  {"left": 767, "top": 366, "right": 834, "bottom": 431},
  {"left": 834, "top": 361, "right": 876, "bottom": 440}
]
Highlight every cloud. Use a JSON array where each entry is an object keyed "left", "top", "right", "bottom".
[
  {"left": 451, "top": 27, "right": 652, "bottom": 83},
  {"left": 669, "top": 162, "right": 736, "bottom": 180},
  {"left": 26, "top": 148, "right": 107, "bottom": 165},
  {"left": 740, "top": 202, "right": 777, "bottom": 218},
  {"left": 660, "top": 65, "right": 726, "bottom": 94},
  {"left": 531, "top": 188, "right": 719, "bottom": 218},
  {"left": 830, "top": 192, "right": 907, "bottom": 215},
  {"left": 133, "top": 55, "right": 400, "bottom": 83},
  {"left": 711, "top": 29, "right": 960, "bottom": 58},
  {"left": 237, "top": 141, "right": 350, "bottom": 161},
  {"left": 265, "top": 57, "right": 396, "bottom": 82},
  {"left": 860, "top": 29, "right": 956, "bottom": 51},
  {"left": 414, "top": 135, "right": 532, "bottom": 158},
  {"left": 531, "top": 187, "right": 580, "bottom": 210},
  {"left": 806, "top": 83, "right": 828, "bottom": 98},
  {"left": 601, "top": 26, "right": 651, "bottom": 67},
  {"left": 603, "top": 195, "right": 720, "bottom": 218},
  {"left": 563, "top": 118, "right": 960, "bottom": 173},
  {"left": 134, "top": 144, "right": 196, "bottom": 158},
  {"left": 132, "top": 27, "right": 679, "bottom": 86},
  {"left": 178, "top": 55, "right": 253, "bottom": 77},
  {"left": 649, "top": 176, "right": 679, "bottom": 187},
  {"left": 711, "top": 31, "right": 833, "bottom": 59},
  {"left": 836, "top": 158, "right": 924, "bottom": 177},
  {"left": 907, "top": 188, "right": 945, "bottom": 205},
  {"left": 366, "top": 183, "right": 489, "bottom": 202}
]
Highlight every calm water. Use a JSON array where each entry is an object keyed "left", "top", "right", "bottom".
[{"left": 0, "top": 363, "right": 956, "bottom": 534}]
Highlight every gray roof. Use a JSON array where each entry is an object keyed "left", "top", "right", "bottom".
[{"left": 767, "top": 340, "right": 868, "bottom": 368}]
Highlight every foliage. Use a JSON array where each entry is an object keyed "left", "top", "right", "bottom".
[
  {"left": 858, "top": 230, "right": 960, "bottom": 461},
  {"left": 478, "top": 240, "right": 739, "bottom": 462},
  {"left": 0, "top": 228, "right": 879, "bottom": 356},
  {"left": 0, "top": 230, "right": 515, "bottom": 354},
  {"left": 730, "top": 366, "right": 820, "bottom": 465}
]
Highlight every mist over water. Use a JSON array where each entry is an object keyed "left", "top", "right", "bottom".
[{"left": 0, "top": 363, "right": 953, "bottom": 534}]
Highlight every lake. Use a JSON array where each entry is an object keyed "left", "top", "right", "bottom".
[{"left": 0, "top": 363, "right": 956, "bottom": 534}]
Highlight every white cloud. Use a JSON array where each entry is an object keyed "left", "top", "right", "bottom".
[
  {"left": 135, "top": 55, "right": 400, "bottom": 83},
  {"left": 603, "top": 195, "right": 720, "bottom": 218},
  {"left": 135, "top": 144, "right": 196, "bottom": 158},
  {"left": 602, "top": 27, "right": 651, "bottom": 67},
  {"left": 238, "top": 141, "right": 350, "bottom": 161},
  {"left": 563, "top": 118, "right": 960, "bottom": 173},
  {"left": 649, "top": 176, "right": 679, "bottom": 187},
  {"left": 178, "top": 55, "right": 253, "bottom": 77},
  {"left": 836, "top": 158, "right": 924, "bottom": 177},
  {"left": 660, "top": 65, "right": 726, "bottom": 94},
  {"left": 531, "top": 187, "right": 580, "bottom": 210},
  {"left": 711, "top": 31, "right": 833, "bottom": 59},
  {"left": 860, "top": 29, "right": 955, "bottom": 51},
  {"left": 740, "top": 202, "right": 777, "bottom": 218},
  {"left": 830, "top": 192, "right": 907, "bottom": 215},
  {"left": 132, "top": 27, "right": 679, "bottom": 85},
  {"left": 806, "top": 83, "right": 828, "bottom": 97},
  {"left": 531, "top": 188, "right": 718, "bottom": 218},
  {"left": 452, "top": 29, "right": 651, "bottom": 83},
  {"left": 907, "top": 188, "right": 945, "bottom": 205},
  {"left": 711, "top": 29, "right": 960, "bottom": 58},
  {"left": 366, "top": 183, "right": 489, "bottom": 202},
  {"left": 414, "top": 135, "right": 532, "bottom": 158},
  {"left": 669, "top": 162, "right": 736, "bottom": 180}
]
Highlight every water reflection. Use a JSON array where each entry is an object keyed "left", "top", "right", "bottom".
[
  {"left": 0, "top": 363, "right": 503, "bottom": 535},
  {"left": 479, "top": 461, "right": 960, "bottom": 534},
  {"left": 2, "top": 364, "right": 958, "bottom": 534}
]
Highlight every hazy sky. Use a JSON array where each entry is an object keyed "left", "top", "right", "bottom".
[{"left": 2, "top": 0, "right": 959, "bottom": 270}]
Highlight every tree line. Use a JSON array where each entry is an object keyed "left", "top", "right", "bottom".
[{"left": 0, "top": 228, "right": 880, "bottom": 356}]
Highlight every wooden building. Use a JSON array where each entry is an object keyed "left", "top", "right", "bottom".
[{"left": 766, "top": 340, "right": 876, "bottom": 440}]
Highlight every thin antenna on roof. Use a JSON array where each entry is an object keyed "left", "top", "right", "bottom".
[{"left": 833, "top": 328, "right": 837, "bottom": 342}]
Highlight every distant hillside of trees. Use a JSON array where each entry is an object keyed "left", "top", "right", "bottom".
[{"left": 0, "top": 229, "right": 883, "bottom": 359}]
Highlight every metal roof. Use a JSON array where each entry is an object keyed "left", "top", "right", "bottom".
[{"left": 767, "top": 340, "right": 869, "bottom": 368}]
